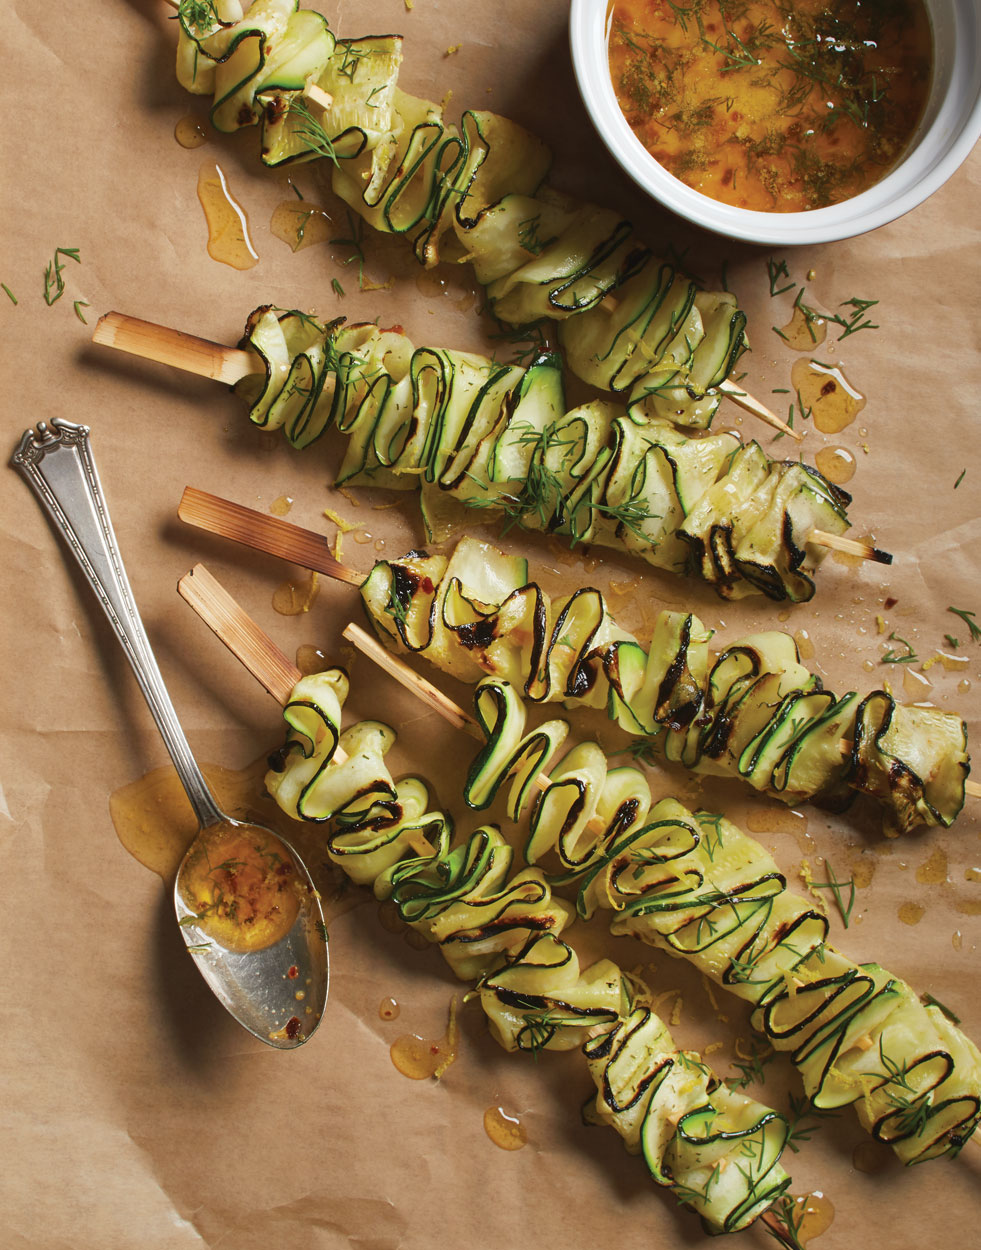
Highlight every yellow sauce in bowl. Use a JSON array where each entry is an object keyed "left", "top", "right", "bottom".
[{"left": 608, "top": 0, "right": 932, "bottom": 211}]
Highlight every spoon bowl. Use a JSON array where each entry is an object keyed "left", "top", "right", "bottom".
[
  {"left": 174, "top": 816, "right": 328, "bottom": 1047},
  {"left": 12, "top": 418, "right": 328, "bottom": 1048}
]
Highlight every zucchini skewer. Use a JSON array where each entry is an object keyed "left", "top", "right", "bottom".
[
  {"left": 338, "top": 616, "right": 981, "bottom": 1166},
  {"left": 178, "top": 563, "right": 796, "bottom": 1239},
  {"left": 169, "top": 0, "right": 797, "bottom": 438},
  {"left": 171, "top": 491, "right": 966, "bottom": 837},
  {"left": 93, "top": 309, "right": 885, "bottom": 601}
]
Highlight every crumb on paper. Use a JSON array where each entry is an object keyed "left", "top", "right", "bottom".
[
  {"left": 704, "top": 1040, "right": 724, "bottom": 1055},
  {"left": 444, "top": 45, "right": 461, "bottom": 57}
]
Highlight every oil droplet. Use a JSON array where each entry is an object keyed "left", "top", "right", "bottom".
[
  {"left": 196, "top": 163, "right": 259, "bottom": 270},
  {"left": 778, "top": 609, "right": 790, "bottom": 623},
  {"left": 862, "top": 659, "right": 875, "bottom": 673},
  {"left": 374, "top": 539, "right": 386, "bottom": 553},
  {"left": 484, "top": 1105, "right": 528, "bottom": 1151},
  {"left": 952, "top": 930, "right": 963, "bottom": 950},
  {"left": 898, "top": 901, "right": 925, "bottom": 926},
  {"left": 788, "top": 1191, "right": 835, "bottom": 1245},
  {"left": 957, "top": 678, "right": 971, "bottom": 695},
  {"left": 296, "top": 644, "right": 329, "bottom": 675},
  {"left": 916, "top": 846, "right": 948, "bottom": 885},
  {"left": 956, "top": 899, "right": 981, "bottom": 916},
  {"left": 379, "top": 997, "right": 401, "bottom": 1021},
  {"left": 791, "top": 359, "right": 866, "bottom": 434},
  {"left": 852, "top": 1141, "right": 894, "bottom": 1175},
  {"left": 849, "top": 855, "right": 876, "bottom": 889},
  {"left": 964, "top": 868, "right": 981, "bottom": 883},
  {"left": 793, "top": 629, "right": 815, "bottom": 660},
  {"left": 903, "top": 667, "right": 932, "bottom": 701},
  {"left": 746, "top": 805, "right": 809, "bottom": 837},
  {"left": 353, "top": 530, "right": 373, "bottom": 544},
  {"left": 273, "top": 571, "right": 319, "bottom": 615},
  {"left": 175, "top": 114, "right": 209, "bottom": 149},
  {"left": 270, "top": 199, "right": 333, "bottom": 252},
  {"left": 391, "top": 998, "right": 459, "bottom": 1080},
  {"left": 270, "top": 494, "right": 293, "bottom": 517},
  {"left": 777, "top": 304, "right": 827, "bottom": 350},
  {"left": 814, "top": 445, "right": 856, "bottom": 485}
]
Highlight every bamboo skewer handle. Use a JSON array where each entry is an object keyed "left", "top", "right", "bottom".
[
  {"left": 178, "top": 564, "right": 301, "bottom": 706},
  {"left": 179, "top": 487, "right": 364, "bottom": 586},
  {"left": 717, "top": 378, "right": 802, "bottom": 441},
  {"left": 93, "top": 312, "right": 257, "bottom": 385}
]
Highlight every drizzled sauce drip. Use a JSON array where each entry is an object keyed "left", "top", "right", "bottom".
[
  {"left": 778, "top": 304, "right": 827, "bottom": 350},
  {"left": 391, "top": 998, "right": 459, "bottom": 1079},
  {"left": 270, "top": 494, "right": 293, "bottom": 517},
  {"left": 916, "top": 846, "right": 948, "bottom": 885},
  {"left": 379, "top": 997, "right": 400, "bottom": 1021},
  {"left": 296, "top": 644, "right": 329, "bottom": 675},
  {"left": 270, "top": 200, "right": 333, "bottom": 252},
  {"left": 483, "top": 1105, "right": 528, "bottom": 1151},
  {"left": 196, "top": 163, "right": 259, "bottom": 270},
  {"left": 814, "top": 445, "right": 857, "bottom": 485},
  {"left": 273, "top": 571, "right": 320, "bottom": 615},
  {"left": 789, "top": 1191, "right": 835, "bottom": 1244},
  {"left": 791, "top": 359, "right": 866, "bottom": 433},
  {"left": 898, "top": 901, "right": 925, "bottom": 926},
  {"left": 175, "top": 114, "right": 209, "bottom": 149}
]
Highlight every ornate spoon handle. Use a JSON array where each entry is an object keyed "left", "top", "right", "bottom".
[{"left": 11, "top": 418, "right": 224, "bottom": 829}]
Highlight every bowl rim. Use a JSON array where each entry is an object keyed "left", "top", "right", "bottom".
[{"left": 569, "top": 0, "right": 981, "bottom": 246}]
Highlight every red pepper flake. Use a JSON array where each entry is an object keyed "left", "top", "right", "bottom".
[
  {"left": 884, "top": 597, "right": 898, "bottom": 609},
  {"left": 285, "top": 1016, "right": 302, "bottom": 1039},
  {"left": 287, "top": 964, "right": 299, "bottom": 979},
  {"left": 421, "top": 576, "right": 434, "bottom": 593},
  {"left": 820, "top": 380, "right": 837, "bottom": 397}
]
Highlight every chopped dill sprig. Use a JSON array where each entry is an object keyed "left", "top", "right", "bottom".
[
  {"left": 177, "top": 0, "right": 220, "bottom": 33},
  {"left": 828, "top": 296, "right": 879, "bottom": 339},
  {"left": 2, "top": 283, "right": 16, "bottom": 305},
  {"left": 726, "top": 1042, "right": 778, "bottom": 1090},
  {"left": 764, "top": 1194, "right": 807, "bottom": 1250},
  {"left": 288, "top": 97, "right": 341, "bottom": 167},
  {"left": 954, "top": 468, "right": 966, "bottom": 489},
  {"left": 766, "top": 257, "right": 795, "bottom": 298},
  {"left": 880, "top": 631, "right": 917, "bottom": 664},
  {"left": 331, "top": 277, "right": 345, "bottom": 297},
  {"left": 785, "top": 1093, "right": 839, "bottom": 1152},
  {"left": 330, "top": 209, "right": 367, "bottom": 288},
  {"left": 73, "top": 300, "right": 90, "bottom": 324},
  {"left": 43, "top": 246, "right": 81, "bottom": 306},
  {"left": 948, "top": 606, "right": 981, "bottom": 643},
  {"left": 807, "top": 861, "right": 856, "bottom": 927}
]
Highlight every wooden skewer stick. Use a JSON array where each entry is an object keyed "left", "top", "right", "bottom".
[
  {"left": 179, "top": 486, "right": 363, "bottom": 586},
  {"left": 178, "top": 563, "right": 301, "bottom": 706},
  {"left": 810, "top": 528, "right": 893, "bottom": 566},
  {"left": 94, "top": 308, "right": 793, "bottom": 440},
  {"left": 967, "top": 780, "right": 981, "bottom": 799},
  {"left": 94, "top": 312, "right": 257, "bottom": 385}
]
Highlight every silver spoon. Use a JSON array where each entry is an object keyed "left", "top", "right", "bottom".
[{"left": 12, "top": 418, "right": 328, "bottom": 1048}]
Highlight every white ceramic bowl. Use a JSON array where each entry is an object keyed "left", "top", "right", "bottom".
[{"left": 569, "top": 0, "right": 981, "bottom": 245}]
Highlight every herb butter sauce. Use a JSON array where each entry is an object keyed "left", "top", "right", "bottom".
[{"left": 608, "top": 0, "right": 932, "bottom": 211}]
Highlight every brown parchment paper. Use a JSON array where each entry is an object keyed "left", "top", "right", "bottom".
[{"left": 2, "top": 2, "right": 979, "bottom": 1248}]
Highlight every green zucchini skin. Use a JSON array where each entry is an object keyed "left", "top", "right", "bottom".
[
  {"left": 263, "top": 663, "right": 793, "bottom": 1233},
  {"left": 360, "top": 540, "right": 970, "bottom": 836},
  {"left": 454, "top": 675, "right": 981, "bottom": 1164},
  {"left": 175, "top": 3, "right": 754, "bottom": 431},
  {"left": 238, "top": 306, "right": 852, "bottom": 601}
]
